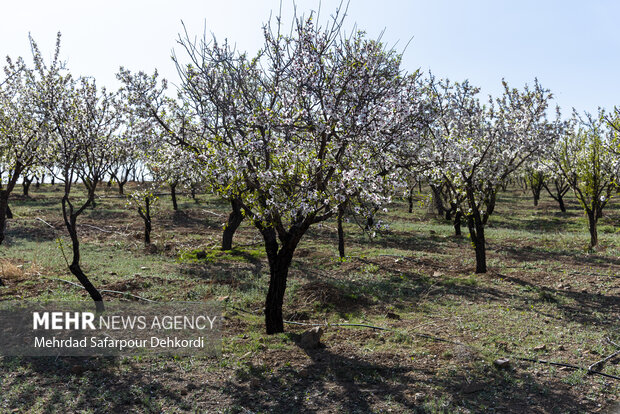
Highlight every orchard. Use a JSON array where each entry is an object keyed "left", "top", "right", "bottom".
[{"left": 0, "top": 5, "right": 619, "bottom": 413}]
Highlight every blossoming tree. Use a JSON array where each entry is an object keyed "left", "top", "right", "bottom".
[
  {"left": 0, "top": 37, "right": 53, "bottom": 246},
  {"left": 39, "top": 54, "right": 121, "bottom": 311},
  {"left": 425, "top": 77, "right": 553, "bottom": 273},
  {"left": 122, "top": 9, "right": 424, "bottom": 333}
]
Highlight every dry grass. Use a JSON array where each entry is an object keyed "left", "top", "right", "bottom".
[{"left": 0, "top": 259, "right": 24, "bottom": 281}]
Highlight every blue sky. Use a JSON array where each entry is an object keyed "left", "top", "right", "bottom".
[{"left": 2, "top": 0, "right": 618, "bottom": 115}]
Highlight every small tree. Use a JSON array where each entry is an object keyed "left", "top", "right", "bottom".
[
  {"left": 38, "top": 48, "right": 120, "bottom": 311},
  {"left": 549, "top": 112, "right": 618, "bottom": 249},
  {"left": 524, "top": 167, "right": 545, "bottom": 207},
  {"left": 127, "top": 188, "right": 159, "bottom": 245},
  {"left": 542, "top": 169, "right": 571, "bottom": 213}
]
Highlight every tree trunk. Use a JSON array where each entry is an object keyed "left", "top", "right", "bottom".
[
  {"left": 530, "top": 179, "right": 543, "bottom": 207},
  {"left": 467, "top": 215, "right": 487, "bottom": 273},
  {"left": 485, "top": 192, "right": 497, "bottom": 221},
  {"left": 263, "top": 229, "right": 294, "bottom": 335},
  {"left": 543, "top": 180, "right": 569, "bottom": 213},
  {"left": 170, "top": 183, "right": 178, "bottom": 211},
  {"left": 144, "top": 220, "right": 151, "bottom": 245},
  {"left": 407, "top": 191, "right": 413, "bottom": 213},
  {"left": 466, "top": 187, "right": 487, "bottom": 274},
  {"left": 221, "top": 198, "right": 243, "bottom": 250},
  {"left": 144, "top": 197, "right": 151, "bottom": 245},
  {"left": 63, "top": 203, "right": 104, "bottom": 312},
  {"left": 337, "top": 205, "right": 345, "bottom": 258},
  {"left": 430, "top": 185, "right": 445, "bottom": 216},
  {"left": 264, "top": 253, "right": 290, "bottom": 334},
  {"left": 0, "top": 194, "right": 5, "bottom": 286},
  {"left": 0, "top": 165, "right": 20, "bottom": 245},
  {"left": 473, "top": 230, "right": 487, "bottom": 273},
  {"left": 453, "top": 210, "right": 462, "bottom": 236},
  {"left": 260, "top": 227, "right": 304, "bottom": 334},
  {"left": 114, "top": 169, "right": 131, "bottom": 195},
  {"left": 587, "top": 210, "right": 598, "bottom": 249},
  {"left": 22, "top": 178, "right": 32, "bottom": 197},
  {"left": 558, "top": 195, "right": 566, "bottom": 213},
  {"left": 0, "top": 194, "right": 8, "bottom": 246},
  {"left": 136, "top": 196, "right": 152, "bottom": 245}
]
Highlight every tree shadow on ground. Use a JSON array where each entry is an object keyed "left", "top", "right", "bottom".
[
  {"left": 167, "top": 209, "right": 219, "bottom": 230},
  {"left": 499, "top": 243, "right": 620, "bottom": 267},
  {"left": 304, "top": 226, "right": 450, "bottom": 256},
  {"left": 0, "top": 356, "right": 187, "bottom": 413},
  {"left": 220, "top": 341, "right": 595, "bottom": 413},
  {"left": 494, "top": 272, "right": 620, "bottom": 328},
  {"left": 4, "top": 221, "right": 59, "bottom": 244},
  {"left": 178, "top": 258, "right": 265, "bottom": 294},
  {"left": 287, "top": 252, "right": 618, "bottom": 332}
]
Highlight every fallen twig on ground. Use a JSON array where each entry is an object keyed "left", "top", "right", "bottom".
[
  {"left": 202, "top": 210, "right": 224, "bottom": 218},
  {"left": 35, "top": 217, "right": 56, "bottom": 229},
  {"left": 80, "top": 224, "right": 127, "bottom": 236},
  {"left": 514, "top": 356, "right": 620, "bottom": 381},
  {"left": 47, "top": 277, "right": 155, "bottom": 302}
]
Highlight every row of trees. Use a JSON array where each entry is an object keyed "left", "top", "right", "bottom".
[
  {"left": 516, "top": 112, "right": 619, "bottom": 249},
  {"left": 1, "top": 9, "right": 618, "bottom": 332}
]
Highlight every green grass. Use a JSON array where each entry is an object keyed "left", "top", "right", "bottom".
[{"left": 177, "top": 246, "right": 265, "bottom": 264}]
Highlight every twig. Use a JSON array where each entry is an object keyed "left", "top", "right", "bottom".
[
  {"left": 236, "top": 240, "right": 263, "bottom": 247},
  {"left": 229, "top": 305, "right": 261, "bottom": 316},
  {"left": 329, "top": 322, "right": 390, "bottom": 331},
  {"left": 80, "top": 224, "right": 128, "bottom": 236},
  {"left": 282, "top": 319, "right": 471, "bottom": 347},
  {"left": 607, "top": 337, "right": 620, "bottom": 349},
  {"left": 514, "top": 356, "right": 620, "bottom": 381},
  {"left": 202, "top": 210, "right": 224, "bottom": 218},
  {"left": 54, "top": 240, "right": 71, "bottom": 269},
  {"left": 80, "top": 224, "right": 113, "bottom": 233},
  {"left": 284, "top": 320, "right": 325, "bottom": 327},
  {"left": 100, "top": 289, "right": 156, "bottom": 302},
  {"left": 36, "top": 217, "right": 56, "bottom": 229},
  {"left": 378, "top": 254, "right": 408, "bottom": 258},
  {"left": 46, "top": 277, "right": 155, "bottom": 302}
]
